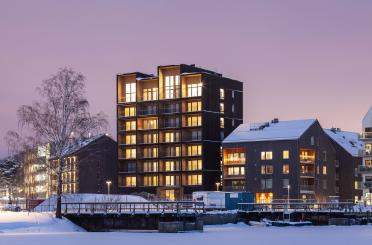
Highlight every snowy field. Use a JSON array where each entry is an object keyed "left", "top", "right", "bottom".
[{"left": 1, "top": 212, "right": 372, "bottom": 245}]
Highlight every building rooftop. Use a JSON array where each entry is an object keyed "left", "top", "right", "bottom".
[
  {"left": 362, "top": 106, "right": 372, "bottom": 129},
  {"left": 223, "top": 119, "right": 317, "bottom": 143},
  {"left": 324, "top": 128, "right": 363, "bottom": 157}
]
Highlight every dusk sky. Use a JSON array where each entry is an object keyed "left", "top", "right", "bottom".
[{"left": 1, "top": 0, "right": 371, "bottom": 157}]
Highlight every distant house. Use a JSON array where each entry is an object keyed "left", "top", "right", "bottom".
[
  {"left": 222, "top": 118, "right": 337, "bottom": 203},
  {"left": 49, "top": 134, "right": 117, "bottom": 195},
  {"left": 324, "top": 128, "right": 363, "bottom": 202},
  {"left": 360, "top": 106, "right": 372, "bottom": 204}
]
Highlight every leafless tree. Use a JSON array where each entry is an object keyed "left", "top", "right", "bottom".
[{"left": 14, "top": 68, "right": 107, "bottom": 218}]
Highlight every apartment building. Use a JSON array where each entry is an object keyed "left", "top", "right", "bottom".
[
  {"left": 360, "top": 106, "right": 372, "bottom": 204},
  {"left": 324, "top": 128, "right": 363, "bottom": 202},
  {"left": 117, "top": 64, "right": 243, "bottom": 200},
  {"left": 24, "top": 145, "right": 50, "bottom": 200},
  {"left": 49, "top": 134, "right": 117, "bottom": 195},
  {"left": 222, "top": 119, "right": 336, "bottom": 203}
]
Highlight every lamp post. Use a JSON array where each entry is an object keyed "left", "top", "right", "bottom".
[
  {"left": 106, "top": 180, "right": 112, "bottom": 195},
  {"left": 215, "top": 182, "right": 221, "bottom": 191}
]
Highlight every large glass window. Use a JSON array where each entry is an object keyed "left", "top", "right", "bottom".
[
  {"left": 125, "top": 83, "right": 136, "bottom": 102},
  {"left": 143, "top": 87, "right": 158, "bottom": 101},
  {"left": 124, "top": 107, "right": 136, "bottom": 117},
  {"left": 283, "top": 164, "right": 289, "bottom": 174},
  {"left": 261, "top": 165, "right": 273, "bottom": 174},
  {"left": 142, "top": 118, "right": 158, "bottom": 130},
  {"left": 188, "top": 174, "right": 202, "bottom": 185},
  {"left": 187, "top": 101, "right": 202, "bottom": 112},
  {"left": 144, "top": 176, "right": 158, "bottom": 186},
  {"left": 125, "top": 134, "right": 136, "bottom": 145},
  {"left": 187, "top": 115, "right": 202, "bottom": 127},
  {"left": 261, "top": 151, "right": 273, "bottom": 160},
  {"left": 187, "top": 145, "right": 202, "bottom": 156},
  {"left": 220, "top": 88, "right": 225, "bottom": 99},
  {"left": 165, "top": 161, "right": 178, "bottom": 171},
  {"left": 143, "top": 133, "right": 158, "bottom": 144},
  {"left": 125, "top": 120, "right": 136, "bottom": 131},
  {"left": 125, "top": 176, "right": 136, "bottom": 187},
  {"left": 283, "top": 150, "right": 289, "bottom": 159},
  {"left": 187, "top": 160, "right": 202, "bottom": 170},
  {"left": 143, "top": 161, "right": 158, "bottom": 172},
  {"left": 165, "top": 175, "right": 175, "bottom": 186},
  {"left": 125, "top": 148, "right": 136, "bottom": 159},
  {"left": 187, "top": 83, "right": 202, "bottom": 97},
  {"left": 227, "top": 166, "right": 245, "bottom": 176},
  {"left": 165, "top": 75, "right": 180, "bottom": 99}
]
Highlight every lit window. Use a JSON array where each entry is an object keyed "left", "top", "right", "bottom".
[
  {"left": 220, "top": 88, "right": 225, "bottom": 99},
  {"left": 187, "top": 115, "right": 202, "bottom": 127},
  {"left": 261, "top": 151, "right": 273, "bottom": 160},
  {"left": 143, "top": 161, "right": 158, "bottom": 172},
  {"left": 261, "top": 165, "right": 273, "bottom": 174},
  {"left": 143, "top": 87, "right": 158, "bottom": 101},
  {"left": 187, "top": 145, "right": 202, "bottom": 156},
  {"left": 227, "top": 167, "right": 245, "bottom": 176},
  {"left": 220, "top": 118, "right": 225, "bottom": 128},
  {"left": 187, "top": 101, "right": 202, "bottom": 112},
  {"left": 187, "top": 160, "right": 202, "bottom": 170},
  {"left": 144, "top": 176, "right": 158, "bottom": 186},
  {"left": 165, "top": 161, "right": 177, "bottom": 171},
  {"left": 125, "top": 176, "right": 136, "bottom": 187},
  {"left": 187, "top": 83, "right": 202, "bottom": 97},
  {"left": 282, "top": 164, "right": 289, "bottom": 174},
  {"left": 165, "top": 75, "right": 180, "bottom": 99},
  {"left": 165, "top": 175, "right": 175, "bottom": 186},
  {"left": 322, "top": 166, "right": 327, "bottom": 175},
  {"left": 125, "top": 134, "right": 136, "bottom": 145},
  {"left": 125, "top": 120, "right": 136, "bottom": 131},
  {"left": 220, "top": 103, "right": 224, "bottom": 114},
  {"left": 188, "top": 174, "right": 202, "bottom": 185},
  {"left": 142, "top": 118, "right": 158, "bottom": 130},
  {"left": 125, "top": 82, "right": 136, "bottom": 102},
  {"left": 143, "top": 147, "right": 158, "bottom": 158},
  {"left": 124, "top": 107, "right": 136, "bottom": 117},
  {"left": 283, "top": 150, "right": 289, "bottom": 159},
  {"left": 165, "top": 132, "right": 179, "bottom": 142},
  {"left": 125, "top": 148, "right": 136, "bottom": 159}
]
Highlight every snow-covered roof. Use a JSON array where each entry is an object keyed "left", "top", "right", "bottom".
[
  {"left": 223, "top": 119, "right": 317, "bottom": 143},
  {"left": 324, "top": 129, "right": 363, "bottom": 157},
  {"left": 363, "top": 106, "right": 372, "bottom": 129}
]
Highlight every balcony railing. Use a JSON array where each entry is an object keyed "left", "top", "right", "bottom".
[
  {"left": 137, "top": 109, "right": 158, "bottom": 116},
  {"left": 299, "top": 157, "right": 315, "bottom": 164},
  {"left": 300, "top": 185, "right": 314, "bottom": 191},
  {"left": 300, "top": 171, "right": 315, "bottom": 177},
  {"left": 118, "top": 97, "right": 136, "bottom": 103},
  {"left": 159, "top": 108, "right": 181, "bottom": 114},
  {"left": 364, "top": 181, "right": 372, "bottom": 188},
  {"left": 359, "top": 166, "right": 372, "bottom": 173},
  {"left": 362, "top": 132, "right": 372, "bottom": 139},
  {"left": 223, "top": 186, "right": 245, "bottom": 192}
]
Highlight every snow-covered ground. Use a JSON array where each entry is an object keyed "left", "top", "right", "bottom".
[
  {"left": 1, "top": 212, "right": 372, "bottom": 245},
  {"left": 0, "top": 211, "right": 84, "bottom": 233}
]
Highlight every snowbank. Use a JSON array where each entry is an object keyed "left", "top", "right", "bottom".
[
  {"left": 0, "top": 211, "right": 84, "bottom": 233},
  {"left": 34, "top": 194, "right": 148, "bottom": 212}
]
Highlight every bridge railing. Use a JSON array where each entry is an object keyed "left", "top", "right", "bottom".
[
  {"left": 238, "top": 202, "right": 356, "bottom": 212},
  {"left": 55, "top": 201, "right": 205, "bottom": 215}
]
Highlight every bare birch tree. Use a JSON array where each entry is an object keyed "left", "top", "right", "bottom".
[{"left": 15, "top": 68, "right": 107, "bottom": 218}]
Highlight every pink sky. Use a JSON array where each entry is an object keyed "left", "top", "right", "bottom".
[{"left": 0, "top": 0, "right": 371, "bottom": 157}]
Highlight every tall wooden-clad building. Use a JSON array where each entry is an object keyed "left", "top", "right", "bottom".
[{"left": 116, "top": 64, "right": 243, "bottom": 200}]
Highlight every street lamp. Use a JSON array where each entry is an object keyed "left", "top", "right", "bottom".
[
  {"left": 106, "top": 180, "right": 112, "bottom": 195},
  {"left": 215, "top": 182, "right": 221, "bottom": 191}
]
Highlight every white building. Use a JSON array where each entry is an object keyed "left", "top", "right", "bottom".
[{"left": 361, "top": 106, "right": 372, "bottom": 204}]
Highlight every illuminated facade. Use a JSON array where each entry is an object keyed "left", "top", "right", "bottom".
[
  {"left": 222, "top": 119, "right": 337, "bottom": 203},
  {"left": 24, "top": 145, "right": 50, "bottom": 200},
  {"left": 360, "top": 106, "right": 372, "bottom": 204},
  {"left": 117, "top": 64, "right": 243, "bottom": 200}
]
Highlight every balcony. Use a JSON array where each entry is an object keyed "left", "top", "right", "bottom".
[
  {"left": 362, "top": 132, "right": 372, "bottom": 139},
  {"left": 223, "top": 186, "right": 245, "bottom": 192},
  {"left": 300, "top": 185, "right": 315, "bottom": 193},
  {"left": 137, "top": 109, "right": 158, "bottom": 117},
  {"left": 364, "top": 181, "right": 372, "bottom": 188},
  {"left": 300, "top": 170, "right": 315, "bottom": 178},
  {"left": 118, "top": 97, "right": 136, "bottom": 103},
  {"left": 299, "top": 157, "right": 315, "bottom": 164},
  {"left": 359, "top": 166, "right": 372, "bottom": 174}
]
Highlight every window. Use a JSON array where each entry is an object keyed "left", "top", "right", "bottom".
[
  {"left": 165, "top": 175, "right": 175, "bottom": 186},
  {"left": 127, "top": 162, "right": 136, "bottom": 172},
  {"left": 187, "top": 145, "right": 202, "bottom": 156},
  {"left": 227, "top": 167, "right": 245, "bottom": 176},
  {"left": 125, "top": 82, "right": 136, "bottom": 102},
  {"left": 322, "top": 180, "right": 327, "bottom": 190},
  {"left": 143, "top": 147, "right": 158, "bottom": 158},
  {"left": 282, "top": 164, "right": 289, "bottom": 174},
  {"left": 191, "top": 129, "right": 202, "bottom": 140},
  {"left": 165, "top": 161, "right": 177, "bottom": 171},
  {"left": 322, "top": 151, "right": 327, "bottom": 161},
  {"left": 144, "top": 176, "right": 158, "bottom": 186},
  {"left": 232, "top": 120, "right": 235, "bottom": 127},
  {"left": 224, "top": 150, "right": 245, "bottom": 164},
  {"left": 188, "top": 174, "right": 202, "bottom": 185},
  {"left": 165, "top": 75, "right": 180, "bottom": 99},
  {"left": 143, "top": 161, "right": 158, "bottom": 172},
  {"left": 165, "top": 132, "right": 179, "bottom": 142},
  {"left": 283, "top": 150, "right": 289, "bottom": 159},
  {"left": 143, "top": 87, "right": 158, "bottom": 101},
  {"left": 232, "top": 104, "right": 235, "bottom": 113},
  {"left": 124, "top": 107, "right": 136, "bottom": 117},
  {"left": 125, "top": 148, "right": 136, "bottom": 159},
  {"left": 142, "top": 118, "right": 158, "bottom": 130},
  {"left": 310, "top": 136, "right": 315, "bottom": 145},
  {"left": 354, "top": 181, "right": 359, "bottom": 190},
  {"left": 232, "top": 90, "right": 235, "bottom": 99},
  {"left": 163, "top": 117, "right": 179, "bottom": 128},
  {"left": 220, "top": 103, "right": 224, "bottom": 114},
  {"left": 261, "top": 165, "right": 273, "bottom": 174},
  {"left": 220, "top": 88, "right": 225, "bottom": 99},
  {"left": 125, "top": 176, "right": 136, "bottom": 187},
  {"left": 143, "top": 133, "right": 158, "bottom": 144},
  {"left": 125, "top": 120, "right": 136, "bottom": 131},
  {"left": 164, "top": 146, "right": 180, "bottom": 157},
  {"left": 220, "top": 118, "right": 225, "bottom": 128},
  {"left": 125, "top": 134, "right": 136, "bottom": 145},
  {"left": 261, "top": 179, "right": 272, "bottom": 189},
  {"left": 187, "top": 101, "right": 202, "bottom": 112},
  {"left": 187, "top": 160, "right": 202, "bottom": 170},
  {"left": 283, "top": 179, "right": 289, "bottom": 188},
  {"left": 187, "top": 82, "right": 202, "bottom": 97},
  {"left": 261, "top": 151, "right": 273, "bottom": 160},
  {"left": 322, "top": 166, "right": 327, "bottom": 175},
  {"left": 187, "top": 115, "right": 202, "bottom": 127},
  {"left": 165, "top": 189, "right": 175, "bottom": 200}
]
